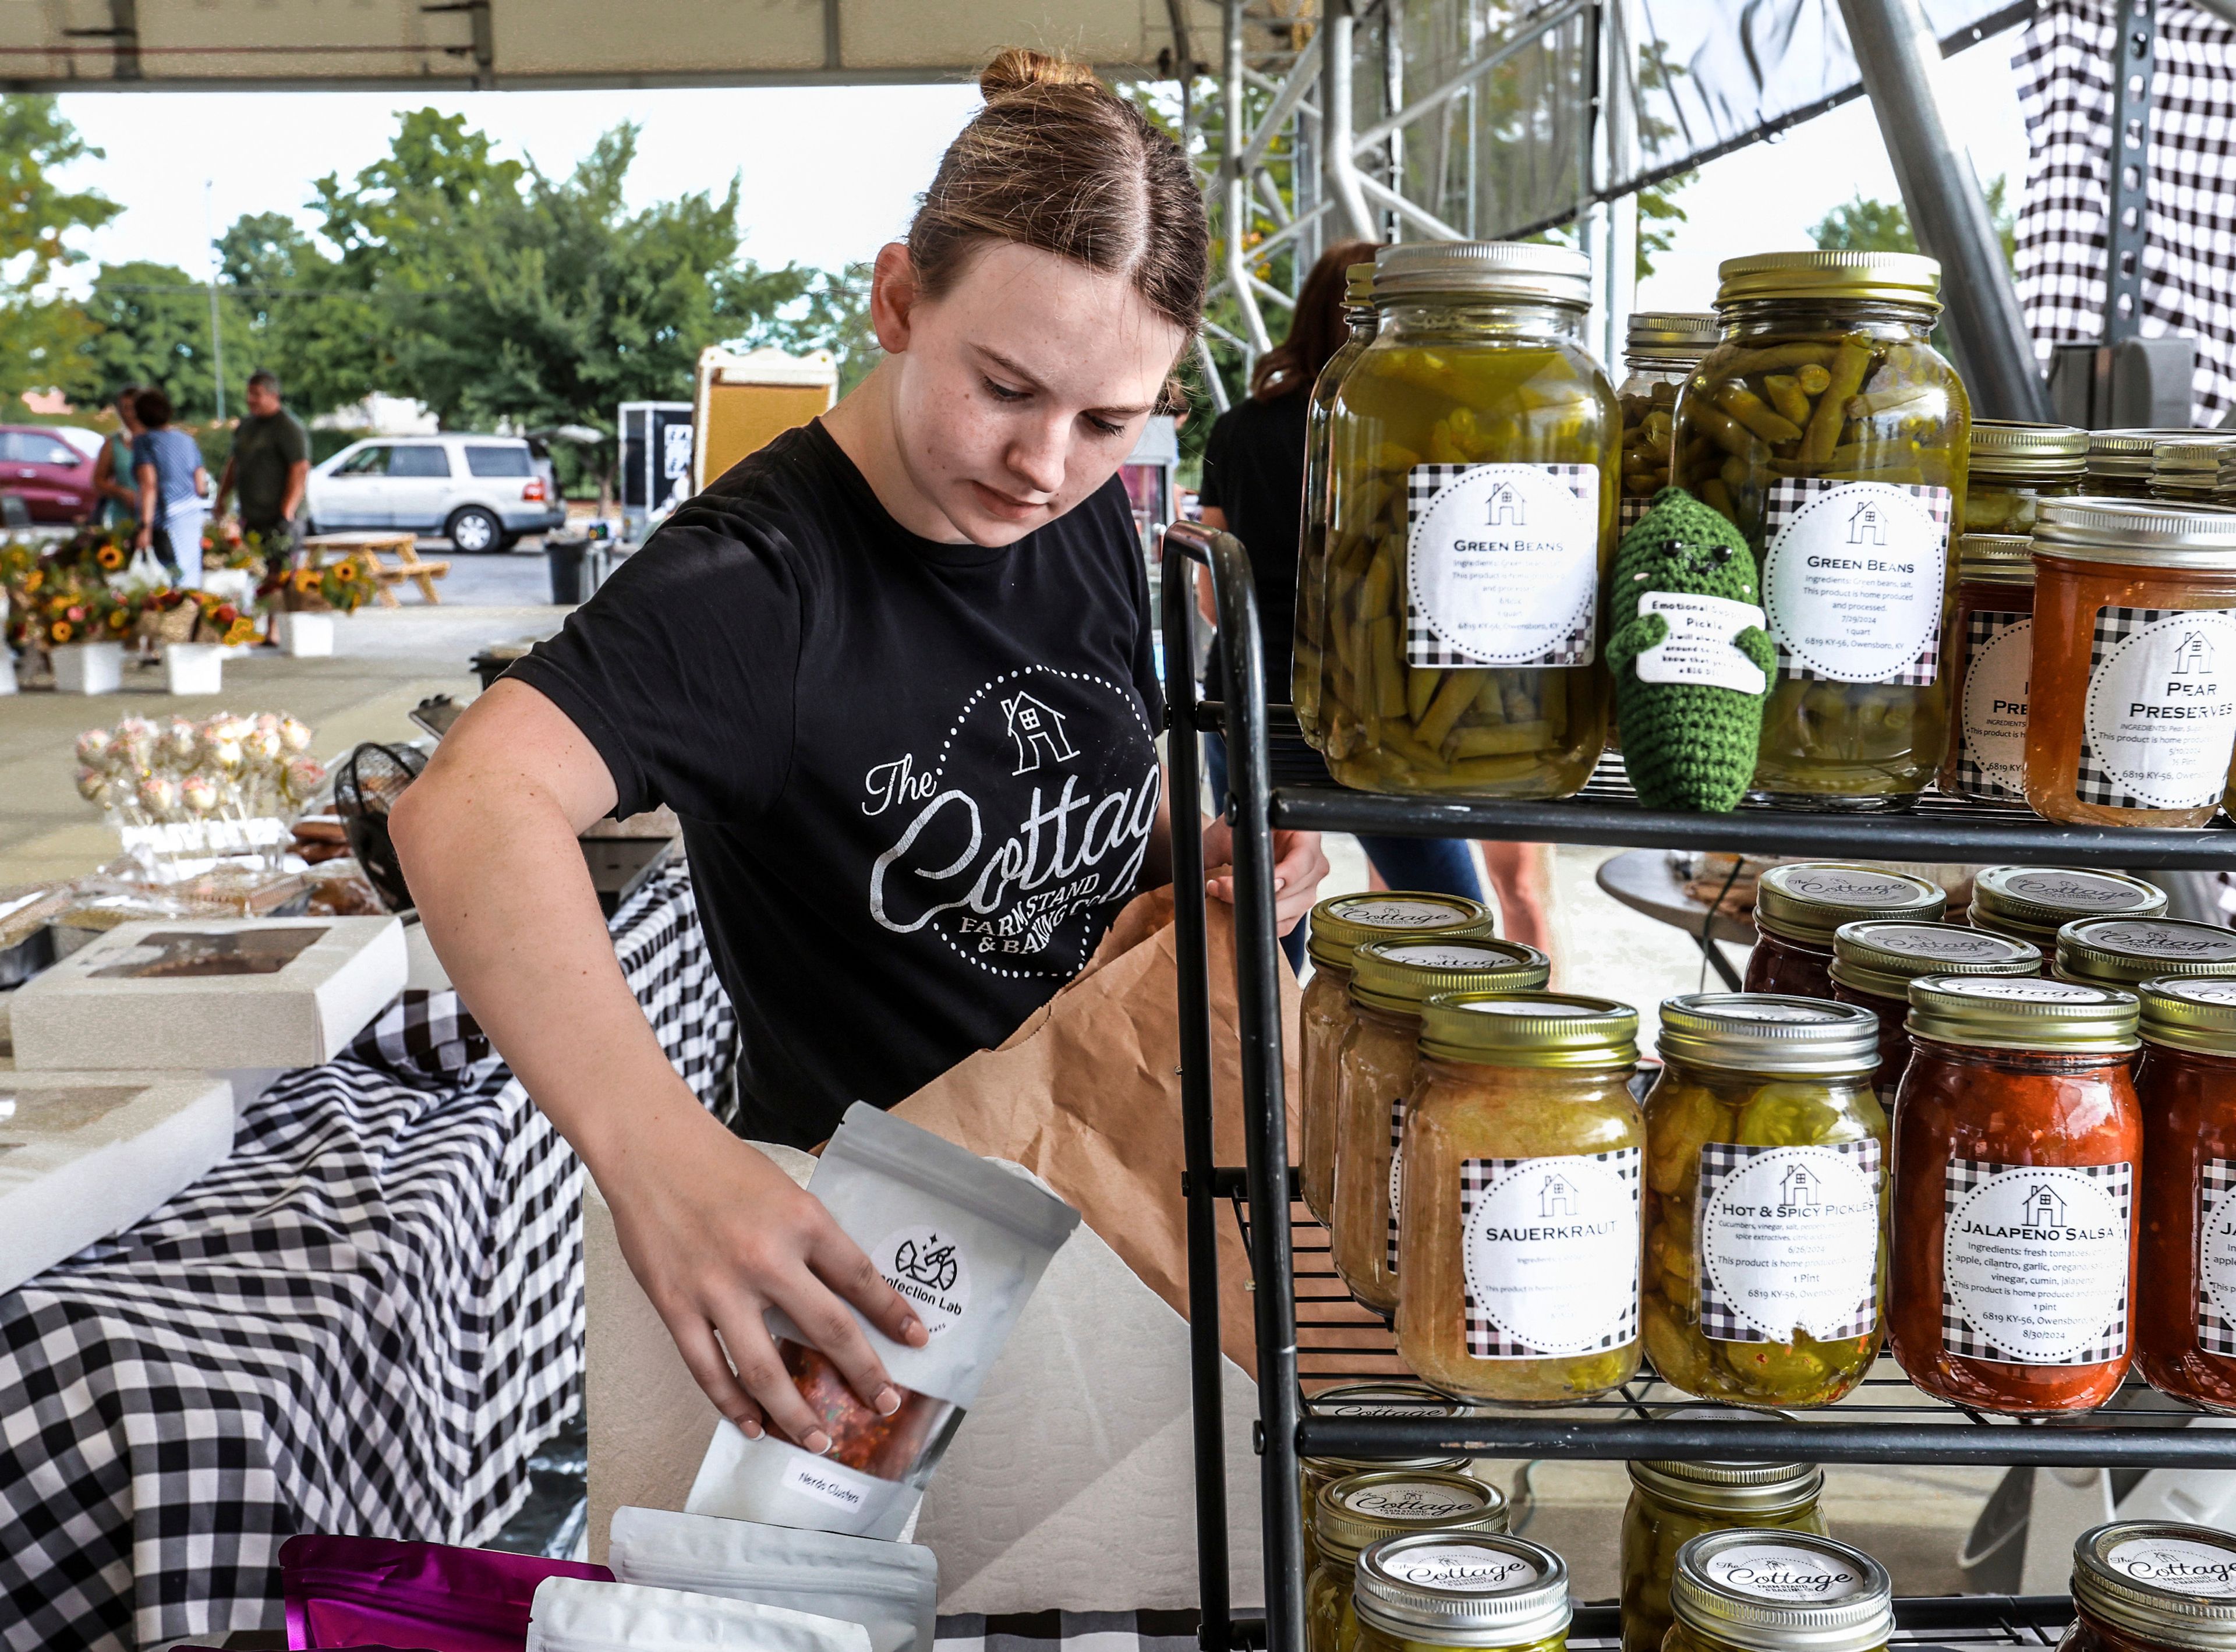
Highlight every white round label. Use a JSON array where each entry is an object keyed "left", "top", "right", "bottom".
[
  {"left": 1385, "top": 941, "right": 1517, "bottom": 970},
  {"left": 1763, "top": 482, "right": 1946, "bottom": 682},
  {"left": 1698, "top": 1144, "right": 1881, "bottom": 1342},
  {"left": 1705, "top": 1542, "right": 1871, "bottom": 1602},
  {"left": 1714, "top": 999, "right": 1855, "bottom": 1024},
  {"left": 1938, "top": 976, "right": 2108, "bottom": 1003},
  {"left": 1959, "top": 616, "right": 2032, "bottom": 795},
  {"left": 2078, "top": 920, "right": 2236, "bottom": 964},
  {"left": 1462, "top": 1154, "right": 1640, "bottom": 1355},
  {"left": 1340, "top": 897, "right": 1477, "bottom": 929},
  {"left": 2201, "top": 1166, "right": 2236, "bottom": 1338},
  {"left": 1316, "top": 1397, "right": 1450, "bottom": 1418},
  {"left": 1340, "top": 1479, "right": 1487, "bottom": 1521},
  {"left": 1458, "top": 999, "right": 1593, "bottom": 1017},
  {"left": 2001, "top": 869, "right": 2159, "bottom": 914},
  {"left": 2180, "top": 981, "right": 2236, "bottom": 1006},
  {"left": 1943, "top": 1163, "right": 2130, "bottom": 1365},
  {"left": 2106, "top": 1536, "right": 2236, "bottom": 1596},
  {"left": 1860, "top": 925, "right": 2026, "bottom": 963},
  {"left": 1407, "top": 464, "right": 1600, "bottom": 666},
  {"left": 875, "top": 1225, "right": 972, "bottom": 1336},
  {"left": 2082, "top": 609, "right": 2236, "bottom": 809},
  {"left": 1382, "top": 1543, "right": 1541, "bottom": 1591}
]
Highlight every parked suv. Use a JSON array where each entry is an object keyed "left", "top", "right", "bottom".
[{"left": 305, "top": 433, "right": 565, "bottom": 551}]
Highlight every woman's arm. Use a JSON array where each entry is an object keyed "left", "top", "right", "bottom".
[
  {"left": 135, "top": 461, "right": 157, "bottom": 549},
  {"left": 391, "top": 680, "right": 926, "bottom": 1445},
  {"left": 1193, "top": 504, "right": 1226, "bottom": 627}
]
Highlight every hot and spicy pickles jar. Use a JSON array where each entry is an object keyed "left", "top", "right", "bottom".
[
  {"left": 1743, "top": 861, "right": 1946, "bottom": 1000},
  {"left": 2060, "top": 1522, "right": 2236, "bottom": 1652},
  {"left": 2134, "top": 977, "right": 2236, "bottom": 1413}
]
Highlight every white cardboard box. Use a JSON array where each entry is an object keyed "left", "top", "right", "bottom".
[
  {"left": 9, "top": 916, "right": 408, "bottom": 1071},
  {"left": 52, "top": 641, "right": 122, "bottom": 695},
  {"left": 163, "top": 641, "right": 225, "bottom": 695},
  {"left": 0, "top": 1069, "right": 236, "bottom": 1293}
]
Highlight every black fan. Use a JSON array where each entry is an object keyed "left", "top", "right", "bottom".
[{"left": 334, "top": 742, "right": 427, "bottom": 912}]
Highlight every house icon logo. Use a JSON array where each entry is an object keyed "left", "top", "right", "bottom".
[
  {"left": 1002, "top": 691, "right": 1077, "bottom": 774},
  {"left": 1780, "top": 1162, "right": 1820, "bottom": 1208},
  {"left": 1485, "top": 482, "right": 1526, "bottom": 528},
  {"left": 2021, "top": 1184, "right": 2069, "bottom": 1229},
  {"left": 1846, "top": 501, "right": 1886, "bottom": 546},
  {"left": 2173, "top": 632, "right": 2215, "bottom": 675},
  {"left": 1539, "top": 1172, "right": 1577, "bottom": 1219}
]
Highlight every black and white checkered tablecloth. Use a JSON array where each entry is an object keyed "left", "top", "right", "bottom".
[{"left": 0, "top": 866, "right": 735, "bottom": 1652}]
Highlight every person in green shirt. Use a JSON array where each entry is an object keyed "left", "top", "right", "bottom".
[{"left": 216, "top": 368, "right": 310, "bottom": 576}]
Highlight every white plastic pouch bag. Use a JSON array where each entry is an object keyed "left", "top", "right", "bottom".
[
  {"left": 608, "top": 1506, "right": 936, "bottom": 1652},
  {"left": 687, "top": 1102, "right": 1080, "bottom": 1537},
  {"left": 526, "top": 1576, "right": 873, "bottom": 1652}
]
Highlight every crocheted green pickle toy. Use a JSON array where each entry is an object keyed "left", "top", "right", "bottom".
[{"left": 1605, "top": 487, "right": 1775, "bottom": 812}]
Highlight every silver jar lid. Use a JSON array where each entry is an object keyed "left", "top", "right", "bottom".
[
  {"left": 1905, "top": 973, "right": 2140, "bottom": 1054},
  {"left": 1627, "top": 310, "right": 1721, "bottom": 365},
  {"left": 1305, "top": 1381, "right": 1476, "bottom": 1477},
  {"left": 2057, "top": 916, "right": 2236, "bottom": 989},
  {"left": 1955, "top": 533, "right": 2036, "bottom": 583},
  {"left": 2033, "top": 497, "right": 2236, "bottom": 569},
  {"left": 2155, "top": 437, "right": 2234, "bottom": 484},
  {"left": 1669, "top": 1530, "right": 1894, "bottom": 1652},
  {"left": 1753, "top": 862, "right": 1946, "bottom": 946},
  {"left": 1374, "top": 240, "right": 1591, "bottom": 307},
  {"left": 1628, "top": 1408, "right": 1823, "bottom": 1517},
  {"left": 1971, "top": 419, "right": 2089, "bottom": 480},
  {"left": 1315, "top": 1470, "right": 1510, "bottom": 1566},
  {"left": 2089, "top": 428, "right": 2195, "bottom": 480},
  {"left": 1657, "top": 993, "right": 1881, "bottom": 1077},
  {"left": 1829, "top": 920, "right": 2040, "bottom": 1002},
  {"left": 1354, "top": 1532, "right": 1572, "bottom": 1649},
  {"left": 1970, "top": 866, "right": 2167, "bottom": 947},
  {"left": 2073, "top": 1522, "right": 2236, "bottom": 1651}
]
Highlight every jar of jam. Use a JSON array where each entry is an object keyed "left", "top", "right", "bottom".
[
  {"left": 2058, "top": 1520, "right": 2236, "bottom": 1652},
  {"left": 1303, "top": 1382, "right": 1478, "bottom": 1557},
  {"left": 1970, "top": 866, "right": 2168, "bottom": 950},
  {"left": 1619, "top": 312, "right": 1721, "bottom": 531},
  {"left": 1744, "top": 862, "right": 1946, "bottom": 999},
  {"left": 1666, "top": 1530, "right": 1892, "bottom": 1652},
  {"left": 2086, "top": 430, "right": 2184, "bottom": 501},
  {"left": 1888, "top": 974, "right": 2142, "bottom": 1413},
  {"left": 2134, "top": 977, "right": 2236, "bottom": 1412},
  {"left": 1297, "top": 262, "right": 1381, "bottom": 749},
  {"left": 1353, "top": 1532, "right": 1571, "bottom": 1652},
  {"left": 2057, "top": 916, "right": 2236, "bottom": 989},
  {"left": 1309, "top": 1470, "right": 1511, "bottom": 1652},
  {"left": 1333, "top": 938, "right": 1552, "bottom": 1314},
  {"left": 2025, "top": 498, "right": 2236, "bottom": 827},
  {"left": 1304, "top": 893, "right": 1496, "bottom": 1225},
  {"left": 1395, "top": 991, "right": 1643, "bottom": 1402},
  {"left": 1942, "top": 533, "right": 2035, "bottom": 802},
  {"left": 1829, "top": 920, "right": 2041, "bottom": 1105},
  {"left": 1317, "top": 241, "right": 1616, "bottom": 799},
  {"left": 1642, "top": 995, "right": 1884, "bottom": 1406},
  {"left": 1965, "top": 419, "right": 2086, "bottom": 532}
]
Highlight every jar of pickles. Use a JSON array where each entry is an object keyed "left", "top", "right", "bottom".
[
  {"left": 1621, "top": 312, "right": 1721, "bottom": 530},
  {"left": 1395, "top": 991, "right": 1643, "bottom": 1403},
  {"left": 2086, "top": 431, "right": 2180, "bottom": 500},
  {"left": 1941, "top": 533, "right": 2035, "bottom": 802},
  {"left": 1888, "top": 975, "right": 2142, "bottom": 1413},
  {"left": 2026, "top": 499, "right": 2236, "bottom": 827},
  {"left": 1674, "top": 250, "right": 1967, "bottom": 809},
  {"left": 1966, "top": 420, "right": 2086, "bottom": 532},
  {"left": 1333, "top": 938, "right": 1552, "bottom": 1314},
  {"left": 1315, "top": 241, "right": 1616, "bottom": 798},
  {"left": 1303, "top": 1382, "right": 1479, "bottom": 1557},
  {"left": 1828, "top": 920, "right": 2041, "bottom": 1105},
  {"left": 2055, "top": 916, "right": 2236, "bottom": 990},
  {"left": 2058, "top": 1520, "right": 2236, "bottom": 1652},
  {"left": 1642, "top": 995, "right": 1885, "bottom": 1406},
  {"left": 2135, "top": 978, "right": 2236, "bottom": 1413},
  {"left": 1744, "top": 862, "right": 1947, "bottom": 1000},
  {"left": 1310, "top": 1470, "right": 1512, "bottom": 1652},
  {"left": 1969, "top": 866, "right": 2168, "bottom": 950},
  {"left": 1353, "top": 1532, "right": 1571, "bottom": 1652},
  {"left": 1619, "top": 1421, "right": 1826, "bottom": 1652},
  {"left": 2153, "top": 437, "right": 2234, "bottom": 507},
  {"left": 1666, "top": 1531, "right": 1892, "bottom": 1652},
  {"left": 1304, "top": 894, "right": 1495, "bottom": 1225},
  {"left": 1296, "top": 262, "right": 1382, "bottom": 748}
]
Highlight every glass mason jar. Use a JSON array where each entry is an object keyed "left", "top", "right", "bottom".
[
  {"left": 1333, "top": 937, "right": 1552, "bottom": 1315},
  {"left": 1673, "top": 250, "right": 1968, "bottom": 809},
  {"left": 1969, "top": 865, "right": 2167, "bottom": 951},
  {"left": 1303, "top": 1382, "right": 1477, "bottom": 1559},
  {"left": 1941, "top": 533, "right": 2036, "bottom": 802},
  {"left": 1619, "top": 312, "right": 1721, "bottom": 532},
  {"left": 1642, "top": 995, "right": 1885, "bottom": 1406},
  {"left": 1395, "top": 992, "right": 1643, "bottom": 1403},
  {"left": 1297, "top": 262, "right": 1382, "bottom": 750},
  {"left": 1965, "top": 419, "right": 2086, "bottom": 532},
  {"left": 2135, "top": 978, "right": 2236, "bottom": 1413},
  {"left": 1309, "top": 1470, "right": 1511, "bottom": 1652},
  {"left": 1666, "top": 1530, "right": 1892, "bottom": 1652},
  {"left": 1743, "top": 861, "right": 1946, "bottom": 1000},
  {"left": 1828, "top": 919, "right": 2042, "bottom": 1106},
  {"left": 1353, "top": 1532, "right": 1572, "bottom": 1652},
  {"left": 1888, "top": 975, "right": 2142, "bottom": 1413},
  {"left": 1303, "top": 893, "right": 1496, "bottom": 1226},
  {"left": 2026, "top": 499, "right": 2236, "bottom": 827},
  {"left": 2087, "top": 430, "right": 2184, "bottom": 501},
  {"left": 2153, "top": 437, "right": 2235, "bottom": 507},
  {"left": 1619, "top": 1431, "right": 1827, "bottom": 1652},
  {"left": 2055, "top": 916, "right": 2236, "bottom": 991},
  {"left": 1317, "top": 241, "right": 1616, "bottom": 798},
  {"left": 2057, "top": 1521, "right": 2236, "bottom": 1652}
]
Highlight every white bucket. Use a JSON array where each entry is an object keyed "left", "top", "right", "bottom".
[
  {"left": 53, "top": 641, "right": 123, "bottom": 695},
  {"left": 279, "top": 611, "right": 334, "bottom": 657},
  {"left": 164, "top": 642, "right": 224, "bottom": 695}
]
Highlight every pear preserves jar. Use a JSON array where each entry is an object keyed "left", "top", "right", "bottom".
[
  {"left": 1665, "top": 1531, "right": 1893, "bottom": 1652},
  {"left": 1970, "top": 866, "right": 2167, "bottom": 950},
  {"left": 2133, "top": 979, "right": 2236, "bottom": 1413},
  {"left": 1943, "top": 533, "right": 2036, "bottom": 801},
  {"left": 2058, "top": 1521, "right": 2236, "bottom": 1652},
  {"left": 1309, "top": 1470, "right": 1511, "bottom": 1652},
  {"left": 1743, "top": 862, "right": 1946, "bottom": 1000},
  {"left": 1353, "top": 1533, "right": 1572, "bottom": 1652},
  {"left": 1296, "top": 262, "right": 1382, "bottom": 748},
  {"left": 1316, "top": 241, "right": 1616, "bottom": 798}
]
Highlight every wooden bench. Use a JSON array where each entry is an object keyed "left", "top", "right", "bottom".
[{"left": 302, "top": 532, "right": 451, "bottom": 606}]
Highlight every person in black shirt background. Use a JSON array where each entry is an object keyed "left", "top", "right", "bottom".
[{"left": 392, "top": 50, "right": 1330, "bottom": 1455}]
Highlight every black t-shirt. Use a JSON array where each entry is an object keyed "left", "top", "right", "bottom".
[
  {"left": 510, "top": 422, "right": 1164, "bottom": 1148},
  {"left": 1198, "top": 389, "right": 1308, "bottom": 687}
]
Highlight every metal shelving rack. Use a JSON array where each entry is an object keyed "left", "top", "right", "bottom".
[{"left": 1159, "top": 522, "right": 2236, "bottom": 1652}]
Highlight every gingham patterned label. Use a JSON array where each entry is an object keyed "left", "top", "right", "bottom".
[
  {"left": 1460, "top": 1149, "right": 1640, "bottom": 1359},
  {"left": 1941, "top": 1159, "right": 2131, "bottom": 1365},
  {"left": 2077, "top": 606, "right": 2236, "bottom": 809},
  {"left": 1404, "top": 462, "right": 1599, "bottom": 668},
  {"left": 1386, "top": 1092, "right": 1405, "bottom": 1274},
  {"left": 1761, "top": 477, "right": 1950, "bottom": 685},
  {"left": 1955, "top": 610, "right": 2032, "bottom": 800},
  {"left": 1619, "top": 494, "right": 1651, "bottom": 533},
  {"left": 2200, "top": 1159, "right": 2236, "bottom": 1356},
  {"left": 1695, "top": 1140, "right": 1881, "bottom": 1344}
]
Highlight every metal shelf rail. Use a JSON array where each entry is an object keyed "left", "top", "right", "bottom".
[{"left": 1158, "top": 521, "right": 2236, "bottom": 1652}]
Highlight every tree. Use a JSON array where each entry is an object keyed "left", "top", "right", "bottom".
[
  {"left": 0, "top": 96, "right": 121, "bottom": 407},
  {"left": 77, "top": 260, "right": 253, "bottom": 421},
  {"left": 1812, "top": 175, "right": 2018, "bottom": 270},
  {"left": 217, "top": 211, "right": 380, "bottom": 418}
]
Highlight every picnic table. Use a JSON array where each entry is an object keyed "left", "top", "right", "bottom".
[{"left": 301, "top": 532, "right": 451, "bottom": 606}]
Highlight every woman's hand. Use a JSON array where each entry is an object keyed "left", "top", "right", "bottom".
[
  {"left": 134, "top": 524, "right": 151, "bottom": 551},
  {"left": 1202, "top": 818, "right": 1329, "bottom": 935}
]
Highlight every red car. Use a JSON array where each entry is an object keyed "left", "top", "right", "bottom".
[{"left": 0, "top": 425, "right": 98, "bottom": 523}]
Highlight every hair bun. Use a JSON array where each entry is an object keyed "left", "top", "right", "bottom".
[{"left": 979, "top": 46, "right": 1101, "bottom": 100}]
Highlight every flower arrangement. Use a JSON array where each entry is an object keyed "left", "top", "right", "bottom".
[
  {"left": 8, "top": 582, "right": 134, "bottom": 652},
  {"left": 140, "top": 588, "right": 260, "bottom": 648},
  {"left": 259, "top": 551, "right": 373, "bottom": 615},
  {"left": 75, "top": 712, "right": 325, "bottom": 874}
]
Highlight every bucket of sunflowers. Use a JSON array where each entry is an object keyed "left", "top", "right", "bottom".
[
  {"left": 261, "top": 550, "right": 373, "bottom": 658},
  {"left": 16, "top": 583, "right": 138, "bottom": 695},
  {"left": 137, "top": 588, "right": 260, "bottom": 696}
]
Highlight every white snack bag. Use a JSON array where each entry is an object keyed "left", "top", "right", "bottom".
[
  {"left": 528, "top": 1577, "right": 873, "bottom": 1652},
  {"left": 609, "top": 1506, "right": 936, "bottom": 1652},
  {"left": 687, "top": 1102, "right": 1081, "bottom": 1537}
]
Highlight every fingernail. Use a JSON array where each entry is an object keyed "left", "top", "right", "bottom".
[
  {"left": 805, "top": 1431, "right": 833, "bottom": 1455},
  {"left": 875, "top": 1386, "right": 902, "bottom": 1416},
  {"left": 906, "top": 1317, "right": 930, "bottom": 1346},
  {"left": 740, "top": 1417, "right": 763, "bottom": 1439}
]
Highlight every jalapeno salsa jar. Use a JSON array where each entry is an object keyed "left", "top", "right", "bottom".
[
  {"left": 1310, "top": 1471, "right": 1512, "bottom": 1652},
  {"left": 1942, "top": 533, "right": 2036, "bottom": 802},
  {"left": 1316, "top": 240, "right": 1617, "bottom": 798},
  {"left": 2133, "top": 978, "right": 2236, "bottom": 1412},
  {"left": 1888, "top": 974, "right": 2142, "bottom": 1413},
  {"left": 1304, "top": 893, "right": 1496, "bottom": 1226},
  {"left": 1674, "top": 250, "right": 1967, "bottom": 809},
  {"left": 1333, "top": 938, "right": 1552, "bottom": 1314},
  {"left": 1353, "top": 1532, "right": 1572, "bottom": 1652},
  {"left": 1395, "top": 992, "right": 1643, "bottom": 1403},
  {"left": 1966, "top": 420, "right": 2086, "bottom": 532},
  {"left": 2059, "top": 1520, "right": 2236, "bottom": 1652},
  {"left": 1666, "top": 1531, "right": 1893, "bottom": 1652},
  {"left": 1744, "top": 862, "right": 1947, "bottom": 1000},
  {"left": 2056, "top": 917, "right": 2236, "bottom": 991},
  {"left": 2087, "top": 431, "right": 2182, "bottom": 501},
  {"left": 1297, "top": 262, "right": 1382, "bottom": 749},
  {"left": 1642, "top": 995, "right": 1885, "bottom": 1406},
  {"left": 1828, "top": 921, "right": 2042, "bottom": 1105},
  {"left": 1621, "top": 312, "right": 1721, "bottom": 531},
  {"left": 1970, "top": 866, "right": 2167, "bottom": 950},
  {"left": 1303, "top": 1382, "right": 1478, "bottom": 1557},
  {"left": 2026, "top": 499, "right": 2236, "bottom": 827}
]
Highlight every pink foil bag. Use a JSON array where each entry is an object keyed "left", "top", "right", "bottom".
[{"left": 282, "top": 1534, "right": 613, "bottom": 1651}]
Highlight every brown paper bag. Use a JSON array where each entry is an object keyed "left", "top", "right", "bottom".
[{"left": 894, "top": 887, "right": 1301, "bottom": 1377}]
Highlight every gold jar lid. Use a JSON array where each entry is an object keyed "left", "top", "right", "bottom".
[
  {"left": 1374, "top": 240, "right": 1591, "bottom": 307},
  {"left": 2057, "top": 917, "right": 2236, "bottom": 988},
  {"left": 1657, "top": 993, "right": 1881, "bottom": 1077},
  {"left": 1303, "top": 1382, "right": 1479, "bottom": 1478},
  {"left": 2156, "top": 437, "right": 2234, "bottom": 482},
  {"left": 1629, "top": 1407, "right": 1823, "bottom": 1518},
  {"left": 1418, "top": 991, "right": 1640, "bottom": 1069},
  {"left": 2072, "top": 1521, "right": 2236, "bottom": 1652},
  {"left": 1714, "top": 249, "right": 1941, "bottom": 309},
  {"left": 1626, "top": 310, "right": 1721, "bottom": 366},
  {"left": 1346, "top": 261, "right": 1376, "bottom": 307},
  {"left": 1970, "top": 419, "right": 2089, "bottom": 480},
  {"left": 1753, "top": 862, "right": 1946, "bottom": 946},
  {"left": 1349, "top": 936, "right": 1550, "bottom": 1015},
  {"left": 1669, "top": 1530, "right": 1894, "bottom": 1652},
  {"left": 1971, "top": 866, "right": 2167, "bottom": 947},
  {"left": 1905, "top": 974, "right": 2139, "bottom": 1053},
  {"left": 1314, "top": 1470, "right": 1509, "bottom": 1567},
  {"left": 2138, "top": 976, "right": 2236, "bottom": 1056},
  {"left": 1308, "top": 891, "right": 1493, "bottom": 972},
  {"left": 1354, "top": 1533, "right": 1572, "bottom": 1650},
  {"left": 2090, "top": 428, "right": 2198, "bottom": 481},
  {"left": 2030, "top": 497, "right": 2236, "bottom": 569},
  {"left": 1829, "top": 921, "right": 2040, "bottom": 1002},
  {"left": 1955, "top": 533, "right": 2036, "bottom": 584}
]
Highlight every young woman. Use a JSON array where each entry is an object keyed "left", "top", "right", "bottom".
[
  {"left": 91, "top": 385, "right": 144, "bottom": 532},
  {"left": 394, "top": 51, "right": 1329, "bottom": 1455},
  {"left": 132, "top": 387, "right": 210, "bottom": 584}
]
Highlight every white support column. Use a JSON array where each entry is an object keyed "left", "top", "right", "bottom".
[
  {"left": 1223, "top": 0, "right": 1272, "bottom": 356},
  {"left": 1322, "top": 1, "right": 1378, "bottom": 241}
]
